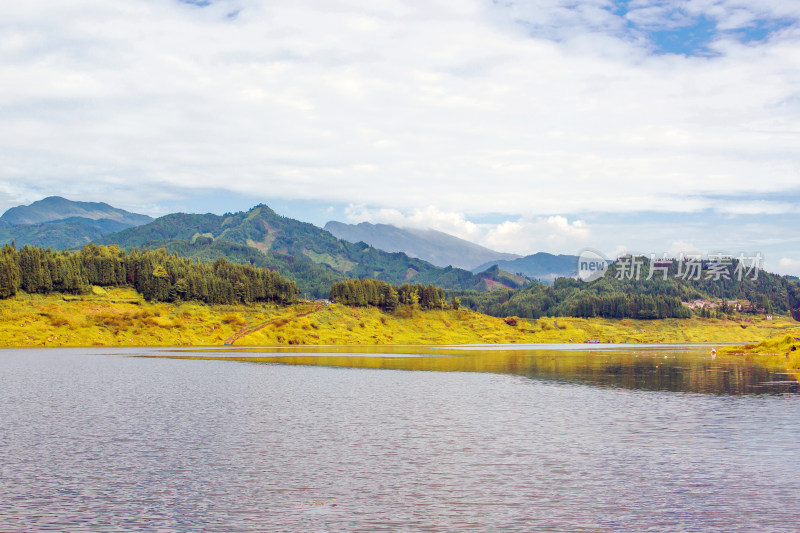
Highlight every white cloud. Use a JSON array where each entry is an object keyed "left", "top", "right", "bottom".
[
  {"left": 484, "top": 215, "right": 591, "bottom": 253},
  {"left": 345, "top": 204, "right": 483, "bottom": 241},
  {"left": 668, "top": 240, "right": 698, "bottom": 256},
  {"left": 624, "top": 0, "right": 800, "bottom": 32},
  {"left": 345, "top": 204, "right": 591, "bottom": 253},
  {"left": 1, "top": 0, "right": 799, "bottom": 255},
  {"left": 713, "top": 200, "right": 798, "bottom": 216},
  {"left": 777, "top": 257, "right": 800, "bottom": 276}
]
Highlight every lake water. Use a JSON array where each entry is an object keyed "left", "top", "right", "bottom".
[{"left": 1, "top": 345, "right": 799, "bottom": 532}]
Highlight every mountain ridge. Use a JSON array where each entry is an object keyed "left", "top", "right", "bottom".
[
  {"left": 98, "top": 204, "right": 530, "bottom": 297},
  {"left": 2, "top": 196, "right": 152, "bottom": 227},
  {"left": 324, "top": 220, "right": 519, "bottom": 270},
  {"left": 0, "top": 196, "right": 154, "bottom": 249},
  {"left": 473, "top": 252, "right": 580, "bottom": 282}
]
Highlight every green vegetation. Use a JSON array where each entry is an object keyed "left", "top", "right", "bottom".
[
  {"left": 330, "top": 279, "right": 447, "bottom": 311},
  {"left": 98, "top": 205, "right": 526, "bottom": 297},
  {"left": 0, "top": 217, "right": 132, "bottom": 250},
  {"left": 455, "top": 257, "right": 800, "bottom": 320},
  {"left": 0, "top": 243, "right": 297, "bottom": 305},
  {"left": 144, "top": 238, "right": 344, "bottom": 300}
]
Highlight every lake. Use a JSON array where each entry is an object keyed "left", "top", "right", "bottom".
[{"left": 1, "top": 345, "right": 799, "bottom": 532}]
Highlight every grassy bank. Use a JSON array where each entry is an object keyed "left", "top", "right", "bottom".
[
  {"left": 721, "top": 334, "right": 800, "bottom": 371},
  {"left": 2, "top": 288, "right": 799, "bottom": 348}
]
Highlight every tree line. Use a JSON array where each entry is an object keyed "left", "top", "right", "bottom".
[
  {"left": 0, "top": 244, "right": 297, "bottom": 304},
  {"left": 455, "top": 282, "right": 692, "bottom": 319},
  {"left": 454, "top": 263, "right": 800, "bottom": 320},
  {"left": 329, "top": 279, "right": 456, "bottom": 312}
]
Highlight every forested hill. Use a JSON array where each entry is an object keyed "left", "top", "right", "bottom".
[
  {"left": 456, "top": 257, "right": 800, "bottom": 320},
  {"left": 0, "top": 244, "right": 297, "bottom": 305},
  {"left": 98, "top": 205, "right": 530, "bottom": 297}
]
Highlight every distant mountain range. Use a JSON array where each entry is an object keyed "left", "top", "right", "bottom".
[
  {"left": 3, "top": 197, "right": 798, "bottom": 318},
  {"left": 0, "top": 196, "right": 153, "bottom": 249},
  {"left": 2, "top": 196, "right": 152, "bottom": 226},
  {"left": 472, "top": 252, "right": 580, "bottom": 282},
  {"left": 98, "top": 205, "right": 530, "bottom": 297},
  {"left": 1, "top": 196, "right": 580, "bottom": 296},
  {"left": 324, "top": 221, "right": 519, "bottom": 270},
  {"left": 325, "top": 220, "right": 580, "bottom": 281}
]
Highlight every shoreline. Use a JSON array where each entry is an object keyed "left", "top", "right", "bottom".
[{"left": 2, "top": 288, "right": 799, "bottom": 371}]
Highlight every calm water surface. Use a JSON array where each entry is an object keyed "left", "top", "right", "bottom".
[{"left": 1, "top": 345, "right": 799, "bottom": 532}]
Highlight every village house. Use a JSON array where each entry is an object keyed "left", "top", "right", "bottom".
[{"left": 682, "top": 299, "right": 717, "bottom": 310}]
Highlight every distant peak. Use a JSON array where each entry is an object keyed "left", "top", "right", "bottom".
[{"left": 248, "top": 204, "right": 276, "bottom": 215}]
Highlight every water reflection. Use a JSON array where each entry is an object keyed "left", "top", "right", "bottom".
[
  {"left": 152, "top": 346, "right": 798, "bottom": 395},
  {"left": 2, "top": 349, "right": 800, "bottom": 532}
]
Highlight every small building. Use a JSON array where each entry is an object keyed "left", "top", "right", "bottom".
[{"left": 682, "top": 299, "right": 717, "bottom": 310}]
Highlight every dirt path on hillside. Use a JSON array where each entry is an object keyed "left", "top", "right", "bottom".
[{"left": 223, "top": 305, "right": 323, "bottom": 345}]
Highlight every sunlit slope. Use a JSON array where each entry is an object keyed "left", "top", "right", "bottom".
[{"left": 1, "top": 288, "right": 799, "bottom": 348}]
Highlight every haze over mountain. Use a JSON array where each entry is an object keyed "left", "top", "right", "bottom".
[
  {"left": 1, "top": 196, "right": 152, "bottom": 227},
  {"left": 473, "top": 252, "right": 580, "bottom": 282},
  {"left": 324, "top": 221, "right": 519, "bottom": 270},
  {"left": 0, "top": 197, "right": 154, "bottom": 250}
]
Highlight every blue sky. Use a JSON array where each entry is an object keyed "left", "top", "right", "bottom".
[{"left": 1, "top": 0, "right": 799, "bottom": 274}]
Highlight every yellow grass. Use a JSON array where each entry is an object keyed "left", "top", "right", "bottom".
[
  {"left": 2, "top": 288, "right": 799, "bottom": 350},
  {"left": 721, "top": 334, "right": 800, "bottom": 371}
]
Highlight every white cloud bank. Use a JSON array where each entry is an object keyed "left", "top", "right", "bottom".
[
  {"left": 1, "top": 0, "right": 799, "bottom": 219},
  {"left": 345, "top": 204, "right": 590, "bottom": 254}
]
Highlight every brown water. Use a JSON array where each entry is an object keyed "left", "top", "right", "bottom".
[{"left": 1, "top": 345, "right": 799, "bottom": 531}]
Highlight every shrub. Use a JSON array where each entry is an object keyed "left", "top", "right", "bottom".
[{"left": 221, "top": 313, "right": 246, "bottom": 326}]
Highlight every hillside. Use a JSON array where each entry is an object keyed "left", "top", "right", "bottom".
[
  {"left": 147, "top": 238, "right": 347, "bottom": 299},
  {"left": 3, "top": 288, "right": 799, "bottom": 348},
  {"left": 2, "top": 196, "right": 152, "bottom": 226},
  {"left": 473, "top": 252, "right": 580, "bottom": 281},
  {"left": 0, "top": 217, "right": 130, "bottom": 249},
  {"left": 324, "top": 221, "right": 519, "bottom": 270},
  {"left": 98, "top": 205, "right": 527, "bottom": 296},
  {"left": 457, "top": 256, "right": 800, "bottom": 320}
]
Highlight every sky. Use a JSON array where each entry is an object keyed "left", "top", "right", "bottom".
[{"left": 1, "top": 0, "right": 799, "bottom": 274}]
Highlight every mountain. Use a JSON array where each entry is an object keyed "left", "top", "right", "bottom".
[
  {"left": 98, "top": 204, "right": 530, "bottom": 297},
  {"left": 324, "top": 221, "right": 519, "bottom": 270},
  {"left": 0, "top": 197, "right": 153, "bottom": 250},
  {"left": 473, "top": 252, "right": 580, "bottom": 282},
  {"left": 0, "top": 217, "right": 131, "bottom": 250},
  {"left": 1, "top": 196, "right": 152, "bottom": 226}
]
